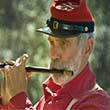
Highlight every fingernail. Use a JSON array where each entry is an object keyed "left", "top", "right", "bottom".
[{"left": 23, "top": 54, "right": 29, "bottom": 60}]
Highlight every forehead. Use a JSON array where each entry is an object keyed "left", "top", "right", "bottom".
[{"left": 48, "top": 36, "right": 78, "bottom": 42}]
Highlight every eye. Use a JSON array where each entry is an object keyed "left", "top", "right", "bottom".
[
  {"left": 49, "top": 40, "right": 54, "bottom": 45},
  {"left": 59, "top": 40, "right": 69, "bottom": 48},
  {"left": 62, "top": 40, "right": 67, "bottom": 45},
  {"left": 48, "top": 37, "right": 60, "bottom": 47},
  {"left": 48, "top": 37, "right": 55, "bottom": 46},
  {"left": 63, "top": 39, "right": 70, "bottom": 46}
]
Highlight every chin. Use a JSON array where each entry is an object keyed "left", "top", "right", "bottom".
[
  {"left": 52, "top": 74, "right": 71, "bottom": 86},
  {"left": 52, "top": 74, "right": 62, "bottom": 85}
]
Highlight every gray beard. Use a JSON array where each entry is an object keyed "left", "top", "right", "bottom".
[
  {"left": 50, "top": 48, "right": 83, "bottom": 76},
  {"left": 50, "top": 48, "right": 83, "bottom": 86},
  {"left": 50, "top": 59, "right": 69, "bottom": 70}
]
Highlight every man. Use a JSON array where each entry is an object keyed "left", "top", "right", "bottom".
[{"left": 0, "top": 0, "right": 110, "bottom": 109}]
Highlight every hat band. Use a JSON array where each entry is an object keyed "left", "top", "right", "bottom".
[{"left": 47, "top": 17, "right": 94, "bottom": 36}]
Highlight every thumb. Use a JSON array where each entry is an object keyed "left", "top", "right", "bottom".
[
  {"left": 22, "top": 54, "right": 29, "bottom": 65},
  {"left": 27, "top": 72, "right": 32, "bottom": 78},
  {"left": 15, "top": 54, "right": 29, "bottom": 67}
]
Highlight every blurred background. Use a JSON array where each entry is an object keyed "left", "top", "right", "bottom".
[{"left": 0, "top": 0, "right": 110, "bottom": 104}]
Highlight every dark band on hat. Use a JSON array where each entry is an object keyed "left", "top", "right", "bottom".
[{"left": 46, "top": 17, "right": 94, "bottom": 36}]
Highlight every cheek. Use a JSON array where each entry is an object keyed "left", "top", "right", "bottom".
[{"left": 62, "top": 48, "right": 78, "bottom": 63}]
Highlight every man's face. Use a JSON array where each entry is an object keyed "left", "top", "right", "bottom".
[{"left": 48, "top": 35, "right": 83, "bottom": 85}]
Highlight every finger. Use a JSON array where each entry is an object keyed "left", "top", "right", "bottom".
[
  {"left": 18, "top": 54, "right": 29, "bottom": 73},
  {"left": 0, "top": 65, "right": 10, "bottom": 76},
  {"left": 4, "top": 65, "right": 16, "bottom": 81},
  {"left": 15, "top": 55, "right": 24, "bottom": 66},
  {"left": 15, "top": 57, "right": 21, "bottom": 66},
  {"left": 27, "top": 72, "right": 32, "bottom": 78},
  {"left": 1, "top": 77, "right": 6, "bottom": 97},
  {"left": 22, "top": 54, "right": 29, "bottom": 65},
  {"left": 15, "top": 54, "right": 29, "bottom": 67},
  {"left": 14, "top": 54, "right": 29, "bottom": 79},
  {"left": 4, "top": 65, "right": 14, "bottom": 93},
  {"left": 0, "top": 68, "right": 5, "bottom": 73},
  {"left": 3, "top": 65, "right": 10, "bottom": 77},
  {"left": 5, "top": 60, "right": 15, "bottom": 66},
  {"left": 0, "top": 77, "right": 9, "bottom": 104},
  {"left": 4, "top": 73, "right": 12, "bottom": 103},
  {"left": 0, "top": 64, "right": 14, "bottom": 78}
]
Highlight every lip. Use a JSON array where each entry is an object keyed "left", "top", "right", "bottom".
[
  {"left": 50, "top": 60, "right": 68, "bottom": 70},
  {"left": 50, "top": 64, "right": 68, "bottom": 70},
  {"left": 50, "top": 67, "right": 61, "bottom": 70}
]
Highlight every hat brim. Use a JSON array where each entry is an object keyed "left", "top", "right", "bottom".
[
  {"left": 36, "top": 27, "right": 55, "bottom": 36},
  {"left": 36, "top": 27, "right": 81, "bottom": 38}
]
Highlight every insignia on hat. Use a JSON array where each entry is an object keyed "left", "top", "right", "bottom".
[
  {"left": 53, "top": 21, "right": 59, "bottom": 29},
  {"left": 56, "top": 2, "right": 79, "bottom": 10},
  {"left": 85, "top": 26, "right": 88, "bottom": 32}
]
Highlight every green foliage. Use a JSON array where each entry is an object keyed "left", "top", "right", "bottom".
[
  {"left": 88, "top": 0, "right": 110, "bottom": 93},
  {"left": 0, "top": 0, "right": 52, "bottom": 103},
  {"left": 0, "top": 0, "right": 110, "bottom": 104}
]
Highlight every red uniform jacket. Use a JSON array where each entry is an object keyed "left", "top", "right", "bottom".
[{"left": 0, "top": 64, "right": 110, "bottom": 110}]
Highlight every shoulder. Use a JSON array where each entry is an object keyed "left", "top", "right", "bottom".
[{"left": 74, "top": 90, "right": 110, "bottom": 110}]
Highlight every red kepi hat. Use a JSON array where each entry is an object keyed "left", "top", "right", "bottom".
[{"left": 36, "top": 0, "right": 95, "bottom": 38}]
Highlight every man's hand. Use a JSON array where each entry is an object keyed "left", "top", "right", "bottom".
[{"left": 0, "top": 54, "right": 29, "bottom": 104}]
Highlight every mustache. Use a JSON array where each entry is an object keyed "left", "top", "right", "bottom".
[{"left": 50, "top": 60, "right": 69, "bottom": 70}]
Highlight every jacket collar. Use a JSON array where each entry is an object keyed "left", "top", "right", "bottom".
[{"left": 43, "top": 64, "right": 96, "bottom": 100}]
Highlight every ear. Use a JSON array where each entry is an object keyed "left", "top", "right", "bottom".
[{"left": 83, "top": 37, "right": 94, "bottom": 58}]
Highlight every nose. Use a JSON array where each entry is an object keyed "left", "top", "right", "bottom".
[{"left": 50, "top": 46, "right": 61, "bottom": 60}]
